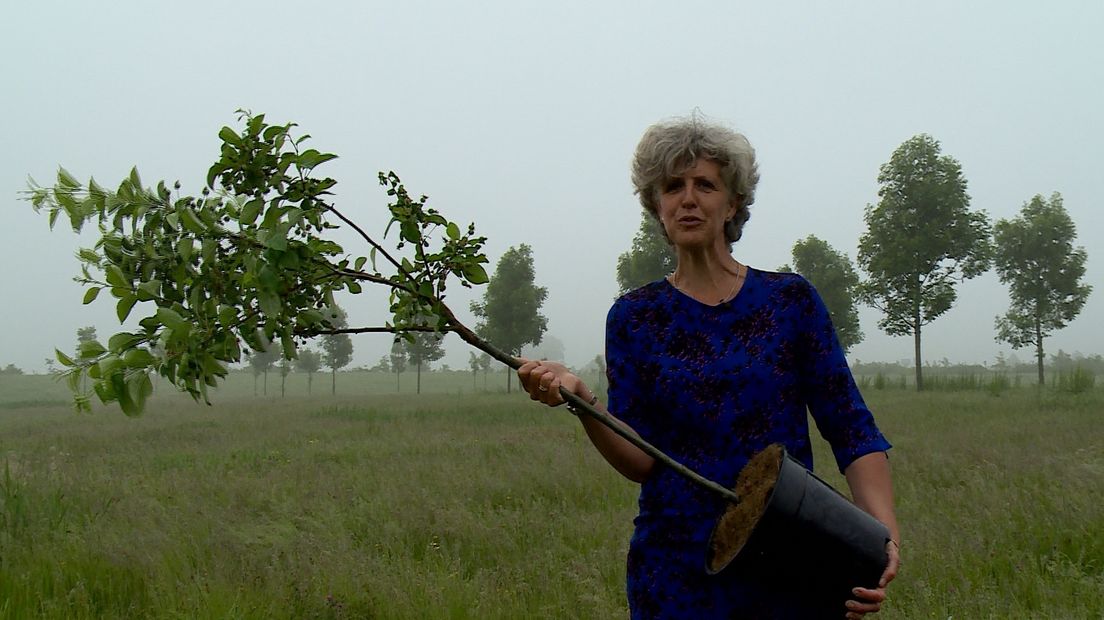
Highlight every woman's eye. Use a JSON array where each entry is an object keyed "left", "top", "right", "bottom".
[{"left": 663, "top": 180, "right": 683, "bottom": 193}]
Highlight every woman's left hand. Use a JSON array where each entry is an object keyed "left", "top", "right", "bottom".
[
  {"left": 516, "top": 358, "right": 582, "bottom": 407},
  {"left": 844, "top": 539, "right": 899, "bottom": 619}
]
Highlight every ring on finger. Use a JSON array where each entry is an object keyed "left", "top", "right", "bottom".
[{"left": 538, "top": 386, "right": 548, "bottom": 392}]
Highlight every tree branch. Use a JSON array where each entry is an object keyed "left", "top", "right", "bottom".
[{"left": 324, "top": 204, "right": 413, "bottom": 282}]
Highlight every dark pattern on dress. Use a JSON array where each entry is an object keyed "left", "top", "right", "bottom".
[{"left": 606, "top": 268, "right": 891, "bottom": 619}]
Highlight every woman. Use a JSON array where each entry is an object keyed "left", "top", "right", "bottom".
[{"left": 518, "top": 117, "right": 899, "bottom": 619}]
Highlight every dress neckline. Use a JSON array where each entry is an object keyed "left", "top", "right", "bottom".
[{"left": 664, "top": 266, "right": 756, "bottom": 309}]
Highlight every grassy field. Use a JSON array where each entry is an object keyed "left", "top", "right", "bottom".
[{"left": 1, "top": 372, "right": 1102, "bottom": 618}]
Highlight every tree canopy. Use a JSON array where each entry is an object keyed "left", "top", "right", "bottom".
[
  {"left": 470, "top": 244, "right": 548, "bottom": 391},
  {"left": 294, "top": 347, "right": 322, "bottom": 394},
  {"left": 993, "top": 192, "right": 1092, "bottom": 385},
  {"left": 784, "top": 235, "right": 863, "bottom": 353},
  {"left": 857, "top": 134, "right": 992, "bottom": 390},
  {"left": 616, "top": 215, "right": 675, "bottom": 294},
  {"left": 320, "top": 307, "right": 354, "bottom": 394},
  {"left": 404, "top": 325, "right": 445, "bottom": 394},
  {"left": 27, "top": 111, "right": 492, "bottom": 414}
]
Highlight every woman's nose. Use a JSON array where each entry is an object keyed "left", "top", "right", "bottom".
[{"left": 679, "top": 185, "right": 698, "bottom": 207}]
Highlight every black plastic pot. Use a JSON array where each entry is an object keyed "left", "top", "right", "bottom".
[{"left": 706, "top": 444, "right": 890, "bottom": 608}]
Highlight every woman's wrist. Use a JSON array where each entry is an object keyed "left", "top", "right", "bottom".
[{"left": 565, "top": 389, "right": 599, "bottom": 415}]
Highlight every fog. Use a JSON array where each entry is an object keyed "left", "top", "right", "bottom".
[{"left": 2, "top": 1, "right": 1101, "bottom": 374}]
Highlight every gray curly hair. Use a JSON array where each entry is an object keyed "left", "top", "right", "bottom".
[{"left": 631, "top": 116, "right": 760, "bottom": 246}]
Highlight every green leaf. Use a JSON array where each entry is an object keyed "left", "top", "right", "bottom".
[
  {"left": 180, "top": 207, "right": 206, "bottom": 233},
  {"left": 56, "top": 349, "right": 76, "bottom": 368},
  {"left": 124, "top": 348, "right": 156, "bottom": 368},
  {"left": 83, "top": 287, "right": 102, "bottom": 305},
  {"left": 218, "top": 126, "right": 241, "bottom": 145},
  {"left": 241, "top": 198, "right": 263, "bottom": 225},
  {"left": 58, "top": 167, "right": 81, "bottom": 189},
  {"left": 257, "top": 264, "right": 279, "bottom": 292},
  {"left": 156, "top": 307, "right": 186, "bottom": 330},
  {"left": 129, "top": 167, "right": 142, "bottom": 190},
  {"left": 105, "top": 265, "right": 129, "bottom": 289},
  {"left": 206, "top": 163, "right": 226, "bottom": 189},
  {"left": 218, "top": 305, "right": 237, "bottom": 326},
  {"left": 93, "top": 379, "right": 115, "bottom": 403},
  {"left": 136, "top": 279, "right": 161, "bottom": 301},
  {"left": 354, "top": 256, "right": 367, "bottom": 271},
  {"left": 446, "top": 222, "right": 460, "bottom": 240},
  {"left": 463, "top": 264, "right": 489, "bottom": 285},
  {"left": 258, "top": 291, "right": 282, "bottom": 316},
  {"left": 281, "top": 333, "right": 297, "bottom": 359},
  {"left": 79, "top": 339, "right": 107, "bottom": 359},
  {"left": 117, "top": 295, "right": 138, "bottom": 322},
  {"left": 109, "top": 332, "right": 142, "bottom": 353},
  {"left": 347, "top": 281, "right": 362, "bottom": 294}
]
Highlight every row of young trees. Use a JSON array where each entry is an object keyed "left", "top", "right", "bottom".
[
  {"left": 25, "top": 112, "right": 1087, "bottom": 414},
  {"left": 616, "top": 134, "right": 1092, "bottom": 389}
]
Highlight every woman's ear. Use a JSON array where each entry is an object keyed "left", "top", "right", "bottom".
[{"left": 727, "top": 197, "right": 740, "bottom": 220}]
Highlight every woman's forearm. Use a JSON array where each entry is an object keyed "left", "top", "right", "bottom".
[
  {"left": 844, "top": 451, "right": 899, "bottom": 545},
  {"left": 576, "top": 397, "right": 655, "bottom": 483}
]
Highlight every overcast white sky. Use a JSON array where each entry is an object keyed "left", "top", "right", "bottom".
[{"left": 3, "top": 1, "right": 1102, "bottom": 374}]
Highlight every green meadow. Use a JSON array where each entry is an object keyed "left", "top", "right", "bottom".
[{"left": 0, "top": 371, "right": 1101, "bottom": 618}]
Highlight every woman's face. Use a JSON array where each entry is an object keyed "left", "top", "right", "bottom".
[{"left": 656, "top": 158, "right": 737, "bottom": 251}]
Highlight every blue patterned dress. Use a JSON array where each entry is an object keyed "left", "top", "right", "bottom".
[{"left": 605, "top": 268, "right": 891, "bottom": 619}]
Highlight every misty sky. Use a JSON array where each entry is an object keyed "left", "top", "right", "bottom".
[{"left": 3, "top": 1, "right": 1102, "bottom": 374}]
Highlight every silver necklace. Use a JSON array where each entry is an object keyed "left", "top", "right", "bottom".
[{"left": 669, "top": 266, "right": 745, "bottom": 304}]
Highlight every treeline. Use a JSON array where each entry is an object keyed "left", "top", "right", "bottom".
[{"left": 22, "top": 112, "right": 1094, "bottom": 413}]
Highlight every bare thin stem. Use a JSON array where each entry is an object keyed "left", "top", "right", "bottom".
[{"left": 325, "top": 204, "right": 413, "bottom": 282}]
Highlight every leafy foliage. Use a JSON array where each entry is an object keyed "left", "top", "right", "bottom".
[
  {"left": 857, "top": 134, "right": 992, "bottom": 389},
  {"left": 993, "top": 193, "right": 1092, "bottom": 385},
  {"left": 616, "top": 215, "right": 675, "bottom": 294},
  {"left": 783, "top": 236, "right": 863, "bottom": 353},
  {"left": 26, "top": 111, "right": 491, "bottom": 414}
]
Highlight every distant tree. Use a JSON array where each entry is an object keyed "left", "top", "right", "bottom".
[
  {"left": 993, "top": 192, "right": 1092, "bottom": 386},
  {"left": 593, "top": 353, "right": 606, "bottom": 393},
  {"left": 44, "top": 358, "right": 57, "bottom": 374},
  {"left": 247, "top": 346, "right": 279, "bottom": 395},
  {"left": 389, "top": 338, "right": 407, "bottom": 392},
  {"left": 522, "top": 334, "right": 565, "bottom": 362},
  {"left": 782, "top": 235, "right": 863, "bottom": 353},
  {"left": 477, "top": 352, "right": 492, "bottom": 390},
  {"left": 857, "top": 134, "right": 992, "bottom": 390},
  {"left": 470, "top": 244, "right": 548, "bottom": 392},
  {"left": 1, "top": 364, "right": 24, "bottom": 376},
  {"left": 76, "top": 326, "right": 97, "bottom": 350},
  {"left": 75, "top": 326, "right": 102, "bottom": 393},
  {"left": 278, "top": 357, "right": 292, "bottom": 397},
  {"left": 616, "top": 215, "right": 676, "bottom": 294},
  {"left": 468, "top": 351, "right": 480, "bottom": 391},
  {"left": 295, "top": 348, "right": 322, "bottom": 395},
  {"left": 405, "top": 327, "right": 445, "bottom": 394},
  {"left": 320, "top": 307, "right": 354, "bottom": 395}
]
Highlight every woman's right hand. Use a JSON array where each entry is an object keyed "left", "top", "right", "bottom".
[{"left": 517, "top": 358, "right": 584, "bottom": 407}]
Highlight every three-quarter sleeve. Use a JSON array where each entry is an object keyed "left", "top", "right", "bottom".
[
  {"left": 604, "top": 299, "right": 655, "bottom": 441},
  {"left": 795, "top": 278, "right": 891, "bottom": 472}
]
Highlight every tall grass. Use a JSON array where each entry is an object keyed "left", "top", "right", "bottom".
[{"left": 0, "top": 382, "right": 1101, "bottom": 618}]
